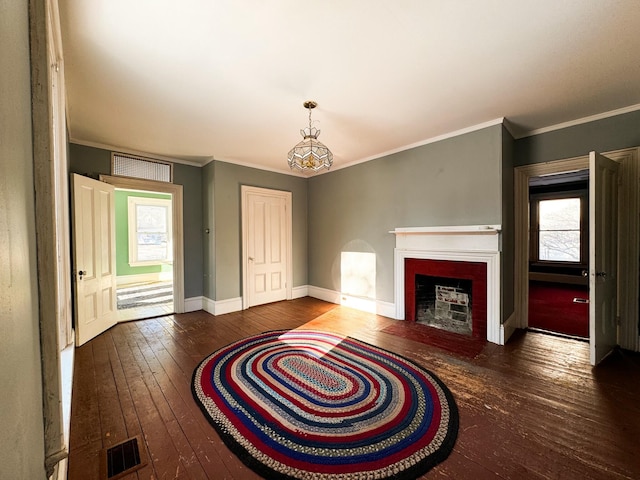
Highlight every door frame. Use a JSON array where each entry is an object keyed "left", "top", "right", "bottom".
[
  {"left": 241, "top": 185, "right": 293, "bottom": 309},
  {"left": 513, "top": 148, "right": 639, "bottom": 352},
  {"left": 99, "top": 175, "right": 185, "bottom": 313}
]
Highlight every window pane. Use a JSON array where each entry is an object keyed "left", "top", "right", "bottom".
[
  {"left": 136, "top": 205, "right": 167, "bottom": 233},
  {"left": 539, "top": 231, "right": 581, "bottom": 262},
  {"left": 137, "top": 233, "right": 169, "bottom": 261},
  {"left": 539, "top": 198, "right": 580, "bottom": 230}
]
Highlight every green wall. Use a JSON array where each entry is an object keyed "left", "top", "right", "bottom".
[
  {"left": 115, "top": 190, "right": 172, "bottom": 277},
  {"left": 0, "top": 0, "right": 47, "bottom": 477},
  {"left": 205, "top": 160, "right": 308, "bottom": 301},
  {"left": 308, "top": 124, "right": 504, "bottom": 305},
  {"left": 69, "top": 144, "right": 203, "bottom": 298}
]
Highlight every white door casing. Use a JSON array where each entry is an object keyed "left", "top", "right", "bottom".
[
  {"left": 99, "top": 174, "right": 185, "bottom": 314},
  {"left": 589, "top": 152, "right": 619, "bottom": 365},
  {"left": 513, "top": 148, "right": 639, "bottom": 354},
  {"left": 71, "top": 174, "right": 117, "bottom": 346},
  {"left": 242, "top": 186, "right": 292, "bottom": 309}
]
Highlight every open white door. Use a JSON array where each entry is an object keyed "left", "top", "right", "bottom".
[
  {"left": 71, "top": 174, "right": 117, "bottom": 346},
  {"left": 242, "top": 186, "right": 292, "bottom": 308},
  {"left": 589, "top": 152, "right": 619, "bottom": 365}
]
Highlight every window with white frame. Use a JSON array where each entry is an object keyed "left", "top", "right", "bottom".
[
  {"left": 530, "top": 190, "right": 587, "bottom": 265},
  {"left": 128, "top": 196, "right": 173, "bottom": 266}
]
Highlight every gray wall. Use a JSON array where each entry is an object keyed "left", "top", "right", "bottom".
[
  {"left": 0, "top": 0, "right": 47, "bottom": 477},
  {"left": 308, "top": 124, "right": 504, "bottom": 304},
  {"left": 202, "top": 162, "right": 216, "bottom": 299},
  {"left": 206, "top": 161, "right": 308, "bottom": 300},
  {"left": 501, "top": 125, "right": 516, "bottom": 321},
  {"left": 515, "top": 110, "right": 640, "bottom": 166},
  {"left": 68, "top": 144, "right": 204, "bottom": 298}
]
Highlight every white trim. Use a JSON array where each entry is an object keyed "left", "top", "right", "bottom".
[
  {"left": 202, "top": 297, "right": 216, "bottom": 316},
  {"left": 340, "top": 295, "right": 377, "bottom": 314},
  {"left": 500, "top": 312, "right": 518, "bottom": 345},
  {"left": 392, "top": 227, "right": 502, "bottom": 344},
  {"left": 513, "top": 148, "right": 639, "bottom": 353},
  {"left": 513, "top": 156, "right": 590, "bottom": 330},
  {"left": 390, "top": 225, "right": 501, "bottom": 234},
  {"left": 241, "top": 186, "right": 293, "bottom": 309},
  {"left": 376, "top": 300, "right": 396, "bottom": 319},
  {"left": 307, "top": 286, "right": 396, "bottom": 318},
  {"left": 394, "top": 249, "right": 502, "bottom": 344},
  {"left": 292, "top": 285, "right": 309, "bottom": 299},
  {"left": 330, "top": 118, "right": 506, "bottom": 173},
  {"left": 127, "top": 196, "right": 173, "bottom": 267},
  {"left": 116, "top": 272, "right": 173, "bottom": 286},
  {"left": 99, "top": 175, "right": 186, "bottom": 314},
  {"left": 202, "top": 296, "right": 243, "bottom": 316},
  {"left": 518, "top": 103, "right": 640, "bottom": 139},
  {"left": 184, "top": 296, "right": 203, "bottom": 313},
  {"left": 308, "top": 286, "right": 342, "bottom": 304},
  {"left": 70, "top": 139, "right": 206, "bottom": 167}
]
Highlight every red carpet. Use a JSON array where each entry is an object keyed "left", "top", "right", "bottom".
[
  {"left": 382, "top": 321, "right": 486, "bottom": 359},
  {"left": 528, "top": 281, "right": 589, "bottom": 338}
]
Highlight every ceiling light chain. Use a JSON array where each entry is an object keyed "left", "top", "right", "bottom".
[{"left": 287, "top": 100, "right": 333, "bottom": 174}]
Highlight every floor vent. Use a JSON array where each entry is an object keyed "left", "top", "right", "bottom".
[{"left": 102, "top": 436, "right": 148, "bottom": 479}]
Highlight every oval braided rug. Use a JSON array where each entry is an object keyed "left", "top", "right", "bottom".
[{"left": 192, "top": 330, "right": 458, "bottom": 479}]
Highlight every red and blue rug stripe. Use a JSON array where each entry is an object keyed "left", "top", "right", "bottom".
[{"left": 192, "top": 330, "right": 458, "bottom": 479}]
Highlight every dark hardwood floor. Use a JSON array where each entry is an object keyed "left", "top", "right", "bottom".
[{"left": 68, "top": 297, "right": 640, "bottom": 479}]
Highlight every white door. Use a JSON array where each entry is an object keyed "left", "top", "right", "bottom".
[
  {"left": 71, "top": 174, "right": 117, "bottom": 346},
  {"left": 242, "top": 186, "right": 292, "bottom": 308},
  {"left": 589, "top": 152, "right": 619, "bottom": 365}
]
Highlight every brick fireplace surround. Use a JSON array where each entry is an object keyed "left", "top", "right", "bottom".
[
  {"left": 405, "top": 258, "right": 487, "bottom": 340},
  {"left": 392, "top": 225, "right": 503, "bottom": 345}
]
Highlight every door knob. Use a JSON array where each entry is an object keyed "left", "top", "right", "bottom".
[
  {"left": 78, "top": 270, "right": 86, "bottom": 279},
  {"left": 596, "top": 271, "right": 607, "bottom": 279},
  {"left": 248, "top": 257, "right": 254, "bottom": 261},
  {"left": 581, "top": 270, "right": 588, "bottom": 277}
]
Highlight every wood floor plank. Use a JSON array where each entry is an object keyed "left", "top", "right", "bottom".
[
  {"left": 68, "top": 298, "right": 640, "bottom": 480},
  {"left": 109, "top": 323, "right": 186, "bottom": 479}
]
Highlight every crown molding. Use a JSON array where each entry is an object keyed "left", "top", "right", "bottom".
[
  {"left": 517, "top": 103, "right": 640, "bottom": 139},
  {"left": 330, "top": 118, "right": 506, "bottom": 173},
  {"left": 69, "top": 138, "right": 208, "bottom": 167}
]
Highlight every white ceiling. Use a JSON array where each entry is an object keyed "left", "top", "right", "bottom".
[{"left": 58, "top": 1, "right": 640, "bottom": 175}]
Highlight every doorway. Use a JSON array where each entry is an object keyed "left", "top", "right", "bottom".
[
  {"left": 114, "top": 189, "right": 175, "bottom": 321},
  {"left": 241, "top": 186, "right": 293, "bottom": 309},
  {"left": 100, "top": 174, "right": 185, "bottom": 316},
  {"left": 527, "top": 170, "right": 589, "bottom": 339},
  {"left": 513, "top": 148, "right": 640, "bottom": 362}
]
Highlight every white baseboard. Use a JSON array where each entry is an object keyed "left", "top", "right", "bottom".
[
  {"left": 184, "top": 296, "right": 203, "bottom": 312},
  {"left": 203, "top": 296, "right": 243, "bottom": 316},
  {"left": 307, "top": 286, "right": 396, "bottom": 319},
  {"left": 116, "top": 272, "right": 172, "bottom": 286},
  {"left": 308, "top": 286, "right": 342, "bottom": 304},
  {"left": 500, "top": 311, "right": 518, "bottom": 345},
  {"left": 292, "top": 285, "right": 309, "bottom": 299}
]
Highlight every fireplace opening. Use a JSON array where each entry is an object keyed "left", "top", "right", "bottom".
[
  {"left": 404, "top": 258, "right": 487, "bottom": 340},
  {"left": 416, "top": 275, "right": 473, "bottom": 335}
]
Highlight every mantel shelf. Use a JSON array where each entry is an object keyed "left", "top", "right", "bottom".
[{"left": 390, "top": 225, "right": 501, "bottom": 235}]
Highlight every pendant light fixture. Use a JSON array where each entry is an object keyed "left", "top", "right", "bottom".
[{"left": 287, "top": 101, "right": 333, "bottom": 173}]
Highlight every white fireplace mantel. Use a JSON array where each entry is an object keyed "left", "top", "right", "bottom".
[{"left": 392, "top": 225, "right": 503, "bottom": 345}]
